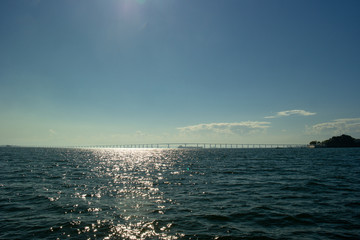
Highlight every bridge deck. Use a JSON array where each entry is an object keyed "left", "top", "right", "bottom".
[{"left": 72, "top": 143, "right": 308, "bottom": 149}]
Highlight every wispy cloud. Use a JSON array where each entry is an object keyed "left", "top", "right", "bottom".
[
  {"left": 178, "top": 121, "right": 271, "bottom": 135},
  {"left": 307, "top": 118, "right": 360, "bottom": 135},
  {"left": 265, "top": 109, "right": 316, "bottom": 119},
  {"left": 49, "top": 129, "right": 57, "bottom": 136}
]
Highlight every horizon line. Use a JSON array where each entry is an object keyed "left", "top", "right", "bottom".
[{"left": 1, "top": 142, "right": 308, "bottom": 149}]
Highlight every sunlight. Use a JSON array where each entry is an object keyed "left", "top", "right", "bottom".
[{"left": 119, "top": 0, "right": 146, "bottom": 16}]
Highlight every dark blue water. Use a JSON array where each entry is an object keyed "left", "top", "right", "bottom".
[{"left": 0, "top": 147, "right": 359, "bottom": 239}]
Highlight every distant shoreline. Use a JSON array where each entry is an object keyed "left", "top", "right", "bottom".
[{"left": 309, "top": 134, "right": 360, "bottom": 148}]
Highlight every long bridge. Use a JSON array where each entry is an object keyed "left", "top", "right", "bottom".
[{"left": 70, "top": 143, "right": 308, "bottom": 149}]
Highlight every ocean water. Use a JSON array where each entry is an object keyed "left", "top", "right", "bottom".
[{"left": 0, "top": 147, "right": 359, "bottom": 240}]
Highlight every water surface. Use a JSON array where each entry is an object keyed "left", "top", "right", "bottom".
[{"left": 0, "top": 147, "right": 359, "bottom": 239}]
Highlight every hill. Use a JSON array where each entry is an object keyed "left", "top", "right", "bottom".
[{"left": 309, "top": 134, "right": 360, "bottom": 148}]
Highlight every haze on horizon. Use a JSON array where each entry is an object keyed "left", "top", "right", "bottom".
[{"left": 1, "top": 0, "right": 360, "bottom": 146}]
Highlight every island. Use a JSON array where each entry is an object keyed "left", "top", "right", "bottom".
[{"left": 309, "top": 134, "right": 360, "bottom": 148}]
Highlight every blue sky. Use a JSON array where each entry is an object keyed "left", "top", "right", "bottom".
[{"left": 1, "top": 0, "right": 360, "bottom": 146}]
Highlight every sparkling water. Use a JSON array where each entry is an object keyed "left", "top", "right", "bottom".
[{"left": 1, "top": 147, "right": 359, "bottom": 239}]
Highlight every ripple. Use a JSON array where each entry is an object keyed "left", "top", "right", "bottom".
[{"left": 1, "top": 148, "right": 360, "bottom": 239}]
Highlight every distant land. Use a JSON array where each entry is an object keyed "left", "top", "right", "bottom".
[
  {"left": 309, "top": 134, "right": 360, "bottom": 148},
  {"left": 3, "top": 136, "right": 360, "bottom": 148}
]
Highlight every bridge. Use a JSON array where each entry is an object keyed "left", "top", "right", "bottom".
[{"left": 70, "top": 143, "right": 308, "bottom": 149}]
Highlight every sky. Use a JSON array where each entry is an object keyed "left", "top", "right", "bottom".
[{"left": 1, "top": 0, "right": 360, "bottom": 146}]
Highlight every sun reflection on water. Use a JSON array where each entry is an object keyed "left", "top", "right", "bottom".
[{"left": 61, "top": 148, "right": 182, "bottom": 239}]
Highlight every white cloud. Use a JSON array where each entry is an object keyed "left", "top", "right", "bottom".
[
  {"left": 178, "top": 121, "right": 271, "bottom": 136},
  {"left": 265, "top": 109, "right": 316, "bottom": 119},
  {"left": 49, "top": 129, "right": 57, "bottom": 136},
  {"left": 307, "top": 118, "right": 360, "bottom": 135}
]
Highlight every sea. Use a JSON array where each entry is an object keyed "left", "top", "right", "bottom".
[{"left": 0, "top": 147, "right": 359, "bottom": 240}]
